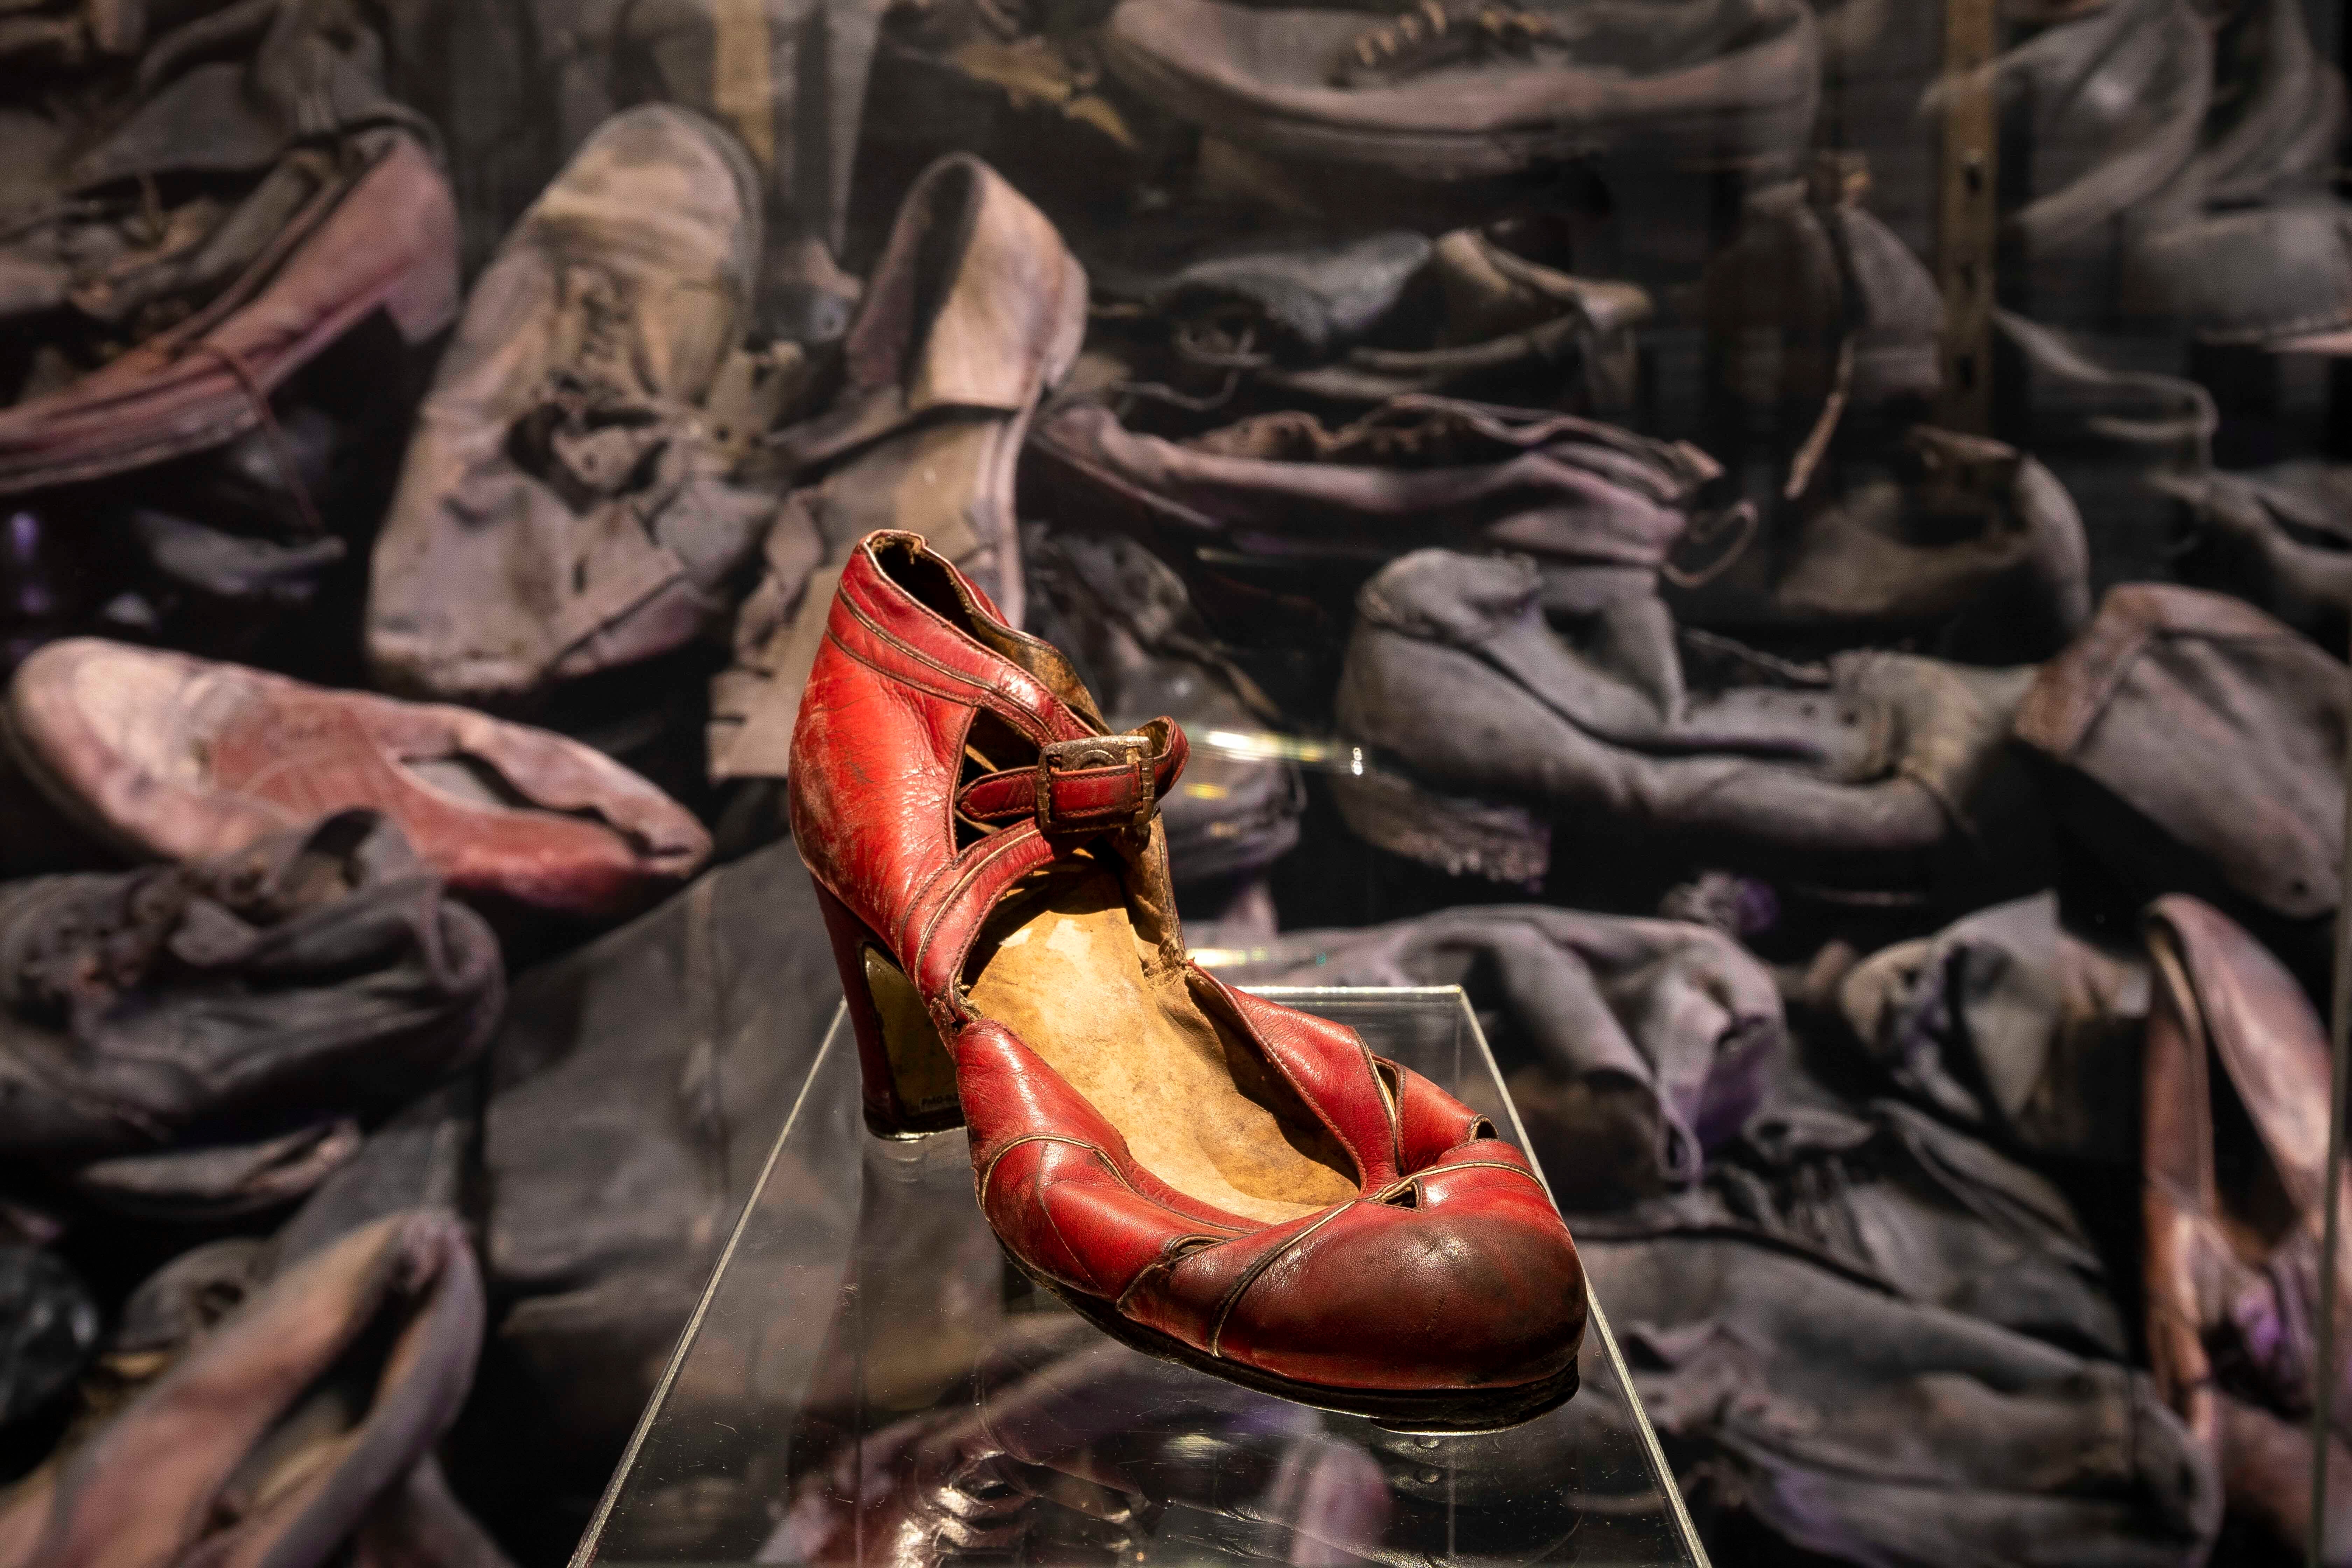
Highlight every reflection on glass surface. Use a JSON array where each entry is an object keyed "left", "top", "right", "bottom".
[{"left": 575, "top": 988, "right": 1706, "bottom": 1568}]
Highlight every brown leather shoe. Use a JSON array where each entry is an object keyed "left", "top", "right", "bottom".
[
  {"left": 2142, "top": 894, "right": 2352, "bottom": 1558},
  {"left": 707, "top": 154, "right": 1086, "bottom": 780},
  {"left": 0, "top": 134, "right": 458, "bottom": 495},
  {"left": 4, "top": 639, "right": 709, "bottom": 918},
  {"left": 368, "top": 106, "right": 778, "bottom": 704}
]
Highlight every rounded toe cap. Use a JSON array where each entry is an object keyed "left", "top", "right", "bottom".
[{"left": 1210, "top": 1189, "right": 1587, "bottom": 1396}]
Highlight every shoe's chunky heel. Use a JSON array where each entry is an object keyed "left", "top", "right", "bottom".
[{"left": 813, "top": 881, "right": 964, "bottom": 1136}]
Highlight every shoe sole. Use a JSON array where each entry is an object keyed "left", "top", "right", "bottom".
[
  {"left": 1097, "top": 16, "right": 1820, "bottom": 181},
  {"left": 1003, "top": 1244, "right": 1581, "bottom": 1434},
  {"left": 1328, "top": 765, "right": 1550, "bottom": 886}
]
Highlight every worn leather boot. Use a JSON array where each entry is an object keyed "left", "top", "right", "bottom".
[
  {"left": 707, "top": 154, "right": 1086, "bottom": 780},
  {"left": 369, "top": 106, "right": 781, "bottom": 704}
]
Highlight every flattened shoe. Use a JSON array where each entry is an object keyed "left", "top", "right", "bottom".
[
  {"left": 5, "top": 639, "right": 710, "bottom": 918},
  {"left": 1331, "top": 549, "right": 2040, "bottom": 893},
  {"left": 368, "top": 105, "right": 780, "bottom": 703},
  {"left": 1098, "top": 225, "right": 1652, "bottom": 416},
  {"left": 0, "top": 812, "right": 501, "bottom": 1209},
  {"left": 0, "top": 134, "right": 459, "bottom": 494},
  {"left": 1098, "top": 0, "right": 1820, "bottom": 180},
  {"left": 1026, "top": 395, "right": 1726, "bottom": 597},
  {"left": 707, "top": 155, "right": 1087, "bottom": 780}
]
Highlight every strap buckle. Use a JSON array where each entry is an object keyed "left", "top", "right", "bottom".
[{"left": 1035, "top": 734, "right": 1156, "bottom": 836}]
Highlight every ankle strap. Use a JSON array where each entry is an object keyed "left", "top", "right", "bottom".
[{"left": 957, "top": 719, "right": 1190, "bottom": 837}]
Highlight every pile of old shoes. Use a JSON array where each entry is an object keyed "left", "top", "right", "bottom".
[
  {"left": 0, "top": 0, "right": 460, "bottom": 670},
  {"left": 1961, "top": 0, "right": 2352, "bottom": 350},
  {"left": 1, "top": 0, "right": 2350, "bottom": 1560}
]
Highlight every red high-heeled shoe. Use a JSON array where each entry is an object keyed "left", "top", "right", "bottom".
[{"left": 792, "top": 532, "right": 1586, "bottom": 1429}]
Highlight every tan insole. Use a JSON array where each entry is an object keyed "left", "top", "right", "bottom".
[{"left": 966, "top": 864, "right": 1358, "bottom": 1225}]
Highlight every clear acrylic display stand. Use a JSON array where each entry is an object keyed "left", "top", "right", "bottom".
[{"left": 573, "top": 987, "right": 1710, "bottom": 1567}]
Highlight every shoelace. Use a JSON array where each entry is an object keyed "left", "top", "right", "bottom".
[{"left": 1329, "top": 0, "right": 1557, "bottom": 87}]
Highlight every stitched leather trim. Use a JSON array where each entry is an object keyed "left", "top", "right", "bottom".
[
  {"left": 826, "top": 627, "right": 987, "bottom": 713},
  {"left": 1367, "top": 1052, "right": 1402, "bottom": 1178},
  {"left": 979, "top": 1132, "right": 1125, "bottom": 1207},
  {"left": 1114, "top": 1234, "right": 1230, "bottom": 1316},
  {"left": 839, "top": 586, "right": 1065, "bottom": 749},
  {"left": 1206, "top": 1200, "right": 1356, "bottom": 1359},
  {"left": 911, "top": 827, "right": 1044, "bottom": 997},
  {"left": 1419, "top": 1159, "right": 1546, "bottom": 1188}
]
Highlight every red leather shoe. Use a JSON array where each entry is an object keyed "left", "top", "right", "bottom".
[{"left": 791, "top": 531, "right": 1587, "bottom": 1428}]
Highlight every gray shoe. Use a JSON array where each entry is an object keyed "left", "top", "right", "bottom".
[
  {"left": 1098, "top": 0, "right": 1821, "bottom": 180},
  {"left": 368, "top": 105, "right": 778, "bottom": 703},
  {"left": 2157, "top": 460, "right": 2352, "bottom": 647},
  {"left": 1097, "top": 225, "right": 1652, "bottom": 415},
  {"left": 1750, "top": 426, "right": 2092, "bottom": 662},
  {"left": 0, "top": 811, "right": 502, "bottom": 1215},
  {"left": 2014, "top": 583, "right": 2346, "bottom": 943},
  {"left": 1028, "top": 395, "right": 1725, "bottom": 597},
  {"left": 1331, "top": 548, "right": 2042, "bottom": 896},
  {"left": 1834, "top": 891, "right": 2149, "bottom": 1165}
]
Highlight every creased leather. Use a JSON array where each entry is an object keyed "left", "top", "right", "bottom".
[{"left": 790, "top": 529, "right": 1588, "bottom": 1399}]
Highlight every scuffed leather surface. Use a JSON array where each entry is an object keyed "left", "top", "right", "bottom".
[
  {"left": 1098, "top": 0, "right": 1821, "bottom": 178},
  {"left": 790, "top": 530, "right": 1587, "bottom": 1398},
  {"left": 2016, "top": 584, "right": 2346, "bottom": 922},
  {"left": 7, "top": 637, "right": 710, "bottom": 917},
  {"left": 0, "top": 812, "right": 499, "bottom": 1199}
]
